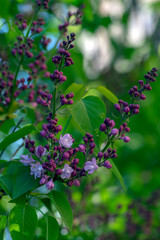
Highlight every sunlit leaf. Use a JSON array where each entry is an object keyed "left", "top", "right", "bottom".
[
  {"left": 96, "top": 85, "right": 118, "bottom": 104},
  {"left": 9, "top": 205, "right": 37, "bottom": 240}
]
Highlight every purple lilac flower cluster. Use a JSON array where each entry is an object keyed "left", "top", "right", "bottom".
[
  {"left": 28, "top": 52, "right": 49, "bottom": 80},
  {"left": 0, "top": 62, "right": 14, "bottom": 106},
  {"left": 58, "top": 5, "right": 84, "bottom": 34},
  {"left": 36, "top": 0, "right": 49, "bottom": 9},
  {"left": 30, "top": 18, "right": 45, "bottom": 35},
  {"left": 40, "top": 35, "right": 51, "bottom": 49},
  {"left": 21, "top": 120, "right": 116, "bottom": 190},
  {"left": 51, "top": 33, "right": 75, "bottom": 69},
  {"left": 60, "top": 92, "right": 74, "bottom": 106},
  {"left": 98, "top": 67, "right": 158, "bottom": 159}
]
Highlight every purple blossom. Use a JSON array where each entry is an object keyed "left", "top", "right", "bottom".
[
  {"left": 110, "top": 128, "right": 119, "bottom": 136},
  {"left": 36, "top": 145, "right": 47, "bottom": 158},
  {"left": 30, "top": 163, "right": 45, "bottom": 179},
  {"left": 84, "top": 158, "right": 98, "bottom": 175},
  {"left": 59, "top": 134, "right": 73, "bottom": 148},
  {"left": 46, "top": 179, "right": 54, "bottom": 190},
  {"left": 20, "top": 154, "right": 35, "bottom": 166},
  {"left": 103, "top": 160, "right": 112, "bottom": 169},
  {"left": 61, "top": 164, "right": 74, "bottom": 179}
]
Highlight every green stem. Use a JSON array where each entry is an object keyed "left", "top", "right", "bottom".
[{"left": 53, "top": 85, "right": 57, "bottom": 119}]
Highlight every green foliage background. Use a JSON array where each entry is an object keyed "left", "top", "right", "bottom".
[{"left": 0, "top": 0, "right": 160, "bottom": 239}]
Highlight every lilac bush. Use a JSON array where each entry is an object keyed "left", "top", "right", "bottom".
[{"left": 0, "top": 1, "right": 159, "bottom": 239}]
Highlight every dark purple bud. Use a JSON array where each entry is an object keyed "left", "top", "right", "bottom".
[
  {"left": 100, "top": 123, "right": 106, "bottom": 131},
  {"left": 123, "top": 106, "right": 130, "bottom": 114},
  {"left": 55, "top": 169, "right": 62, "bottom": 175},
  {"left": 78, "top": 144, "right": 86, "bottom": 152},
  {"left": 46, "top": 179, "right": 54, "bottom": 190},
  {"left": 110, "top": 128, "right": 119, "bottom": 136},
  {"left": 98, "top": 152, "right": 103, "bottom": 159},
  {"left": 63, "top": 152, "right": 70, "bottom": 159},
  {"left": 103, "top": 160, "right": 112, "bottom": 169},
  {"left": 89, "top": 142, "right": 95, "bottom": 149},
  {"left": 114, "top": 103, "right": 121, "bottom": 111},
  {"left": 125, "top": 127, "right": 130, "bottom": 132},
  {"left": 119, "top": 125, "right": 123, "bottom": 133},
  {"left": 40, "top": 130, "right": 47, "bottom": 138},
  {"left": 73, "top": 179, "right": 80, "bottom": 187},
  {"left": 36, "top": 145, "right": 44, "bottom": 157},
  {"left": 68, "top": 99, "right": 73, "bottom": 105},
  {"left": 111, "top": 153, "right": 117, "bottom": 158},
  {"left": 72, "top": 158, "right": 79, "bottom": 165},
  {"left": 140, "top": 94, "right": 146, "bottom": 100},
  {"left": 123, "top": 136, "right": 130, "bottom": 142}
]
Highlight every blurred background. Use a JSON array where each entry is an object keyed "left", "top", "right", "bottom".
[{"left": 0, "top": 0, "right": 160, "bottom": 239}]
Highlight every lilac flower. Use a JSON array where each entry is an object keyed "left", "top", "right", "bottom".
[
  {"left": 61, "top": 164, "right": 74, "bottom": 179},
  {"left": 20, "top": 154, "right": 35, "bottom": 166},
  {"left": 46, "top": 179, "right": 54, "bottom": 190},
  {"left": 84, "top": 158, "right": 98, "bottom": 175},
  {"left": 103, "top": 160, "right": 112, "bottom": 169},
  {"left": 30, "top": 163, "right": 45, "bottom": 179},
  {"left": 36, "top": 145, "right": 47, "bottom": 158},
  {"left": 59, "top": 134, "right": 73, "bottom": 148}
]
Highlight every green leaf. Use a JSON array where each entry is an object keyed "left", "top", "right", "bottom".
[
  {"left": 50, "top": 190, "right": 73, "bottom": 231},
  {"left": 12, "top": 166, "right": 40, "bottom": 199},
  {"left": 0, "top": 162, "right": 21, "bottom": 197},
  {"left": 0, "top": 160, "right": 10, "bottom": 169},
  {"left": 39, "top": 196, "right": 52, "bottom": 212},
  {"left": 0, "top": 124, "right": 36, "bottom": 150},
  {"left": 64, "top": 83, "right": 86, "bottom": 104},
  {"left": 110, "top": 160, "right": 126, "bottom": 191},
  {"left": 46, "top": 216, "right": 59, "bottom": 240},
  {"left": 71, "top": 96, "right": 106, "bottom": 147},
  {"left": 0, "top": 215, "right": 7, "bottom": 231},
  {"left": 96, "top": 85, "right": 118, "bottom": 104},
  {"left": 0, "top": 175, "right": 13, "bottom": 197},
  {"left": 9, "top": 205, "right": 38, "bottom": 240},
  {"left": 0, "top": 118, "right": 15, "bottom": 134}
]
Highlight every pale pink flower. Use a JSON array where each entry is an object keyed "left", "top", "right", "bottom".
[
  {"left": 61, "top": 164, "right": 74, "bottom": 179},
  {"left": 59, "top": 134, "right": 73, "bottom": 148},
  {"left": 20, "top": 154, "right": 35, "bottom": 166},
  {"left": 30, "top": 162, "right": 45, "bottom": 179},
  {"left": 84, "top": 158, "right": 98, "bottom": 175}
]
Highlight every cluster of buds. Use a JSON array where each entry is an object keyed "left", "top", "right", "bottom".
[
  {"left": 115, "top": 100, "right": 140, "bottom": 116},
  {"left": 36, "top": 0, "right": 50, "bottom": 9},
  {"left": 40, "top": 113, "right": 62, "bottom": 141},
  {"left": 50, "top": 70, "right": 66, "bottom": 85},
  {"left": 28, "top": 52, "right": 49, "bottom": 79},
  {"left": 100, "top": 118, "right": 115, "bottom": 133},
  {"left": 82, "top": 133, "right": 96, "bottom": 155},
  {"left": 14, "top": 78, "right": 33, "bottom": 98},
  {"left": 15, "top": 14, "right": 27, "bottom": 31},
  {"left": 31, "top": 18, "right": 45, "bottom": 34},
  {"left": 60, "top": 92, "right": 74, "bottom": 105},
  {"left": 0, "top": 62, "right": 15, "bottom": 106},
  {"left": 58, "top": 5, "right": 84, "bottom": 34},
  {"left": 51, "top": 33, "right": 75, "bottom": 69},
  {"left": 12, "top": 36, "right": 34, "bottom": 58},
  {"left": 40, "top": 35, "right": 51, "bottom": 49},
  {"left": 36, "top": 90, "right": 52, "bottom": 108}
]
